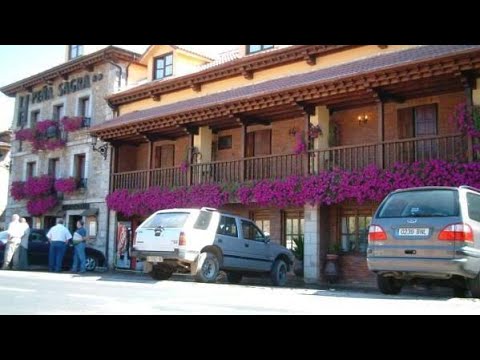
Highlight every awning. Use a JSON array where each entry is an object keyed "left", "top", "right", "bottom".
[{"left": 81, "top": 208, "right": 98, "bottom": 217}]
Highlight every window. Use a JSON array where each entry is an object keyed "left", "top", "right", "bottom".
[
  {"left": 241, "top": 220, "right": 265, "bottom": 241},
  {"left": 78, "top": 97, "right": 90, "bottom": 118},
  {"left": 69, "top": 45, "right": 83, "bottom": 60},
  {"left": 53, "top": 104, "right": 64, "bottom": 121},
  {"left": 246, "top": 45, "right": 274, "bottom": 55},
  {"left": 26, "top": 161, "right": 36, "bottom": 179},
  {"left": 339, "top": 209, "right": 373, "bottom": 253},
  {"left": 16, "top": 95, "right": 29, "bottom": 127},
  {"left": 141, "top": 212, "right": 189, "bottom": 229},
  {"left": 467, "top": 193, "right": 480, "bottom": 222},
  {"left": 74, "top": 154, "right": 86, "bottom": 188},
  {"left": 217, "top": 216, "right": 238, "bottom": 238},
  {"left": 48, "top": 158, "right": 60, "bottom": 179},
  {"left": 193, "top": 211, "right": 213, "bottom": 230},
  {"left": 218, "top": 135, "right": 232, "bottom": 150},
  {"left": 251, "top": 210, "right": 271, "bottom": 235},
  {"left": 377, "top": 190, "right": 459, "bottom": 218},
  {"left": 153, "top": 53, "right": 173, "bottom": 80},
  {"left": 284, "top": 210, "right": 304, "bottom": 250},
  {"left": 30, "top": 110, "right": 40, "bottom": 128}
]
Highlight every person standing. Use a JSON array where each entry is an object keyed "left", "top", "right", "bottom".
[
  {"left": 46, "top": 219, "right": 72, "bottom": 272},
  {"left": 71, "top": 220, "right": 87, "bottom": 274},
  {"left": 18, "top": 218, "right": 30, "bottom": 270},
  {"left": 2, "top": 214, "right": 24, "bottom": 270}
]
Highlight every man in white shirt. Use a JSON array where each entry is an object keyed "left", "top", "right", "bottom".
[
  {"left": 18, "top": 218, "right": 30, "bottom": 270},
  {"left": 2, "top": 214, "right": 24, "bottom": 270},
  {"left": 46, "top": 219, "right": 72, "bottom": 272}
]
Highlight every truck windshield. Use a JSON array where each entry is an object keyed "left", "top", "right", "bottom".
[
  {"left": 141, "top": 212, "right": 190, "bottom": 229},
  {"left": 377, "top": 189, "right": 459, "bottom": 218}
]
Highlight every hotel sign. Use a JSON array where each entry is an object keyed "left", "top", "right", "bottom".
[{"left": 31, "top": 73, "right": 103, "bottom": 104}]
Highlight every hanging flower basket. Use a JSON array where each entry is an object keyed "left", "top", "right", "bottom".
[{"left": 54, "top": 177, "right": 78, "bottom": 193}]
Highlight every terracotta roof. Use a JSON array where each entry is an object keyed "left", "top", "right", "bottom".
[
  {"left": 198, "top": 49, "right": 240, "bottom": 70},
  {"left": 106, "top": 45, "right": 356, "bottom": 105},
  {"left": 0, "top": 46, "right": 144, "bottom": 97},
  {"left": 92, "top": 45, "right": 480, "bottom": 134}
]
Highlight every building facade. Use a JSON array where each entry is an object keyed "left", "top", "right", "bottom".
[
  {"left": 0, "top": 45, "right": 144, "bottom": 264},
  {"left": 0, "top": 131, "right": 12, "bottom": 230},
  {"left": 92, "top": 45, "right": 480, "bottom": 285}
]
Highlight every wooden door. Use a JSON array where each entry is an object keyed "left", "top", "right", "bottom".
[
  {"left": 414, "top": 104, "right": 438, "bottom": 161},
  {"left": 245, "top": 130, "right": 271, "bottom": 180},
  {"left": 397, "top": 108, "right": 415, "bottom": 163}
]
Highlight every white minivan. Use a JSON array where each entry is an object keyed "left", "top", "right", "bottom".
[{"left": 132, "top": 207, "right": 295, "bottom": 286}]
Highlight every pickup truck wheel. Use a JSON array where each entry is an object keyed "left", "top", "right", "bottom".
[
  {"left": 226, "top": 271, "right": 243, "bottom": 284},
  {"left": 271, "top": 259, "right": 288, "bottom": 287},
  {"left": 377, "top": 275, "right": 403, "bottom": 295},
  {"left": 194, "top": 252, "right": 219, "bottom": 283}
]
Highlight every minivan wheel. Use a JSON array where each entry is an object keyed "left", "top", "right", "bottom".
[
  {"left": 85, "top": 256, "right": 97, "bottom": 272},
  {"left": 377, "top": 275, "right": 403, "bottom": 295},
  {"left": 226, "top": 271, "right": 243, "bottom": 284},
  {"left": 194, "top": 252, "right": 219, "bottom": 283},
  {"left": 468, "top": 273, "right": 480, "bottom": 298},
  {"left": 271, "top": 259, "right": 288, "bottom": 287}
]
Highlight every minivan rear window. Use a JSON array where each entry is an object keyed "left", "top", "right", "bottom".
[
  {"left": 141, "top": 212, "right": 190, "bottom": 228},
  {"left": 377, "top": 189, "right": 459, "bottom": 218}
]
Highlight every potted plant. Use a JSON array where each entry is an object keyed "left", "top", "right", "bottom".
[
  {"left": 324, "top": 242, "right": 341, "bottom": 283},
  {"left": 292, "top": 235, "right": 304, "bottom": 277}
]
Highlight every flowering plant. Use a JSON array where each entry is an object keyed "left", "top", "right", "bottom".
[
  {"left": 309, "top": 124, "right": 322, "bottom": 139},
  {"left": 24, "top": 175, "right": 54, "bottom": 198},
  {"left": 107, "top": 160, "right": 480, "bottom": 217},
  {"left": 35, "top": 120, "right": 58, "bottom": 135},
  {"left": 11, "top": 181, "right": 26, "bottom": 200},
  {"left": 449, "top": 102, "right": 480, "bottom": 152},
  {"left": 15, "top": 128, "right": 35, "bottom": 142},
  {"left": 61, "top": 116, "right": 84, "bottom": 132},
  {"left": 27, "top": 196, "right": 58, "bottom": 216},
  {"left": 54, "top": 177, "right": 78, "bottom": 193},
  {"left": 293, "top": 132, "right": 307, "bottom": 155}
]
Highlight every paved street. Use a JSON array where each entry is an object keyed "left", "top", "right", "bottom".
[{"left": 1, "top": 270, "right": 480, "bottom": 314}]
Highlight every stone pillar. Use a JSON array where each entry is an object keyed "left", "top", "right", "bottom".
[
  {"left": 473, "top": 78, "right": 480, "bottom": 106},
  {"left": 304, "top": 204, "right": 320, "bottom": 283},
  {"left": 193, "top": 126, "right": 213, "bottom": 163}
]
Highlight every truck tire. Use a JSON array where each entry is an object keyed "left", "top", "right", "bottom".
[
  {"left": 377, "top": 274, "right": 403, "bottom": 295},
  {"left": 226, "top": 271, "right": 243, "bottom": 284},
  {"left": 194, "top": 252, "right": 219, "bottom": 283},
  {"left": 270, "top": 259, "right": 288, "bottom": 287}
]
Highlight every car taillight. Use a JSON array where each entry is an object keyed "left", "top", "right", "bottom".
[
  {"left": 438, "top": 223, "right": 473, "bottom": 242},
  {"left": 179, "top": 232, "right": 187, "bottom": 246},
  {"left": 368, "top": 225, "right": 387, "bottom": 241}
]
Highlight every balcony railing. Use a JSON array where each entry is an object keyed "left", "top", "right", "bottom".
[{"left": 111, "top": 134, "right": 469, "bottom": 191}]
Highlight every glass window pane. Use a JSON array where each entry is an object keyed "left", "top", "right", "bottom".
[
  {"left": 249, "top": 45, "right": 261, "bottom": 53},
  {"left": 292, "top": 219, "right": 298, "bottom": 234},
  {"left": 156, "top": 70, "right": 163, "bottom": 79},
  {"left": 263, "top": 45, "right": 274, "bottom": 49},
  {"left": 286, "top": 219, "right": 292, "bottom": 233},
  {"left": 165, "top": 54, "right": 173, "bottom": 65},
  {"left": 348, "top": 216, "right": 356, "bottom": 234},
  {"left": 165, "top": 65, "right": 173, "bottom": 76},
  {"left": 300, "top": 218, "right": 304, "bottom": 234}
]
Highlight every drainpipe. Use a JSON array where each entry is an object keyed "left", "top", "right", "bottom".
[
  {"left": 104, "top": 143, "right": 113, "bottom": 270},
  {"left": 125, "top": 62, "right": 133, "bottom": 87},
  {"left": 107, "top": 60, "right": 123, "bottom": 91}
]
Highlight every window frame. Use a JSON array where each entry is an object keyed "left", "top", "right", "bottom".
[
  {"left": 69, "top": 45, "right": 83, "bottom": 60},
  {"left": 467, "top": 192, "right": 480, "bottom": 222},
  {"left": 78, "top": 96, "right": 90, "bottom": 118},
  {"left": 53, "top": 104, "right": 64, "bottom": 121},
  {"left": 217, "top": 135, "right": 232, "bottom": 150},
  {"left": 217, "top": 216, "right": 239, "bottom": 238},
  {"left": 153, "top": 52, "right": 174, "bottom": 80},
  {"left": 338, "top": 207, "right": 374, "bottom": 254},
  {"left": 246, "top": 45, "right": 274, "bottom": 55},
  {"left": 26, "top": 161, "right": 36, "bottom": 179},
  {"left": 241, "top": 220, "right": 266, "bottom": 242},
  {"left": 30, "top": 110, "right": 40, "bottom": 128},
  {"left": 283, "top": 210, "right": 304, "bottom": 250}
]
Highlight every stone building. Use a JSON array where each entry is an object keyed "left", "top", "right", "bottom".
[
  {"left": 0, "top": 130, "right": 12, "bottom": 230},
  {"left": 0, "top": 45, "right": 145, "bottom": 265}
]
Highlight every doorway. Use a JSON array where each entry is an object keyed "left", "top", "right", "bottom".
[{"left": 68, "top": 215, "right": 83, "bottom": 235}]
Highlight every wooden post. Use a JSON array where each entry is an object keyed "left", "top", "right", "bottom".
[
  {"left": 377, "top": 99, "right": 385, "bottom": 168},
  {"left": 146, "top": 140, "right": 153, "bottom": 189},
  {"left": 110, "top": 144, "right": 118, "bottom": 192},
  {"left": 240, "top": 120, "right": 247, "bottom": 182},
  {"left": 465, "top": 85, "right": 474, "bottom": 162},
  {"left": 187, "top": 132, "right": 195, "bottom": 186},
  {"left": 304, "top": 111, "right": 310, "bottom": 175}
]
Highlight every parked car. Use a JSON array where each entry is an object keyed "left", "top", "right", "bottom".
[
  {"left": 0, "top": 229, "right": 105, "bottom": 271},
  {"left": 367, "top": 186, "right": 480, "bottom": 297},
  {"left": 132, "top": 207, "right": 295, "bottom": 286}
]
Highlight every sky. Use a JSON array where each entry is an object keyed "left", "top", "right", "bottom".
[{"left": 0, "top": 45, "right": 236, "bottom": 132}]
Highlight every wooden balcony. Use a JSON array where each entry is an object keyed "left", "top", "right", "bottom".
[{"left": 111, "top": 134, "right": 469, "bottom": 191}]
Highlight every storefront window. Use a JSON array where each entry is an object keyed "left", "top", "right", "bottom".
[
  {"left": 284, "top": 210, "right": 304, "bottom": 250},
  {"left": 340, "top": 210, "right": 372, "bottom": 253}
]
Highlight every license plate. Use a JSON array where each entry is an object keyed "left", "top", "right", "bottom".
[
  {"left": 147, "top": 256, "right": 163, "bottom": 263},
  {"left": 398, "top": 228, "right": 430, "bottom": 236}
]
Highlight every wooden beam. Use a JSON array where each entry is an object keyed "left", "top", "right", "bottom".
[
  {"left": 304, "top": 54, "right": 316, "bottom": 66},
  {"left": 176, "top": 125, "right": 199, "bottom": 135},
  {"left": 191, "top": 83, "right": 201, "bottom": 92}
]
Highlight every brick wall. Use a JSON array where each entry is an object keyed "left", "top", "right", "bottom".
[{"left": 338, "top": 254, "right": 376, "bottom": 286}]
